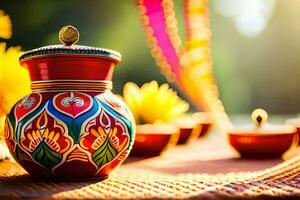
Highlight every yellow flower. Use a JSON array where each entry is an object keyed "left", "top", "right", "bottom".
[
  {"left": 123, "top": 81, "right": 189, "bottom": 124},
  {"left": 0, "top": 43, "right": 31, "bottom": 117},
  {"left": 0, "top": 112, "right": 12, "bottom": 160},
  {"left": 0, "top": 10, "right": 12, "bottom": 39},
  {"left": 0, "top": 10, "right": 29, "bottom": 160}
]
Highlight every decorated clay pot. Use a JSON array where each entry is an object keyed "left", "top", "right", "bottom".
[{"left": 4, "top": 26, "right": 135, "bottom": 180}]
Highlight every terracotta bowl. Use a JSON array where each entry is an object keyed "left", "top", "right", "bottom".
[
  {"left": 177, "top": 127, "right": 195, "bottom": 145},
  {"left": 193, "top": 112, "right": 213, "bottom": 137},
  {"left": 285, "top": 118, "right": 300, "bottom": 145},
  {"left": 228, "top": 125, "right": 298, "bottom": 158},
  {"left": 172, "top": 117, "right": 200, "bottom": 145},
  {"left": 130, "top": 124, "right": 179, "bottom": 157}
]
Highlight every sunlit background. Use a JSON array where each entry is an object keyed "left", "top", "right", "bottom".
[{"left": 2, "top": 0, "right": 300, "bottom": 114}]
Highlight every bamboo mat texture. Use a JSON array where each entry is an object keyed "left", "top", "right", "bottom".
[{"left": 1, "top": 134, "right": 300, "bottom": 200}]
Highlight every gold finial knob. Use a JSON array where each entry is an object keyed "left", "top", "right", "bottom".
[
  {"left": 59, "top": 25, "right": 79, "bottom": 46},
  {"left": 251, "top": 108, "right": 268, "bottom": 126}
]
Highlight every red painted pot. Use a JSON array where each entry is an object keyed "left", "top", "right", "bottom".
[{"left": 4, "top": 26, "right": 135, "bottom": 180}]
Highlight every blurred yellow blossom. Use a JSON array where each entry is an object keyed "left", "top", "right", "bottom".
[
  {"left": 0, "top": 43, "right": 31, "bottom": 117},
  {"left": 0, "top": 10, "right": 12, "bottom": 39},
  {"left": 0, "top": 43, "right": 30, "bottom": 159},
  {"left": 0, "top": 10, "right": 29, "bottom": 159},
  {"left": 123, "top": 81, "right": 189, "bottom": 124}
]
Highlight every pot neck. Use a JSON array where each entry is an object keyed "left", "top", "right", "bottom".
[
  {"left": 31, "top": 80, "right": 113, "bottom": 93},
  {"left": 22, "top": 57, "right": 116, "bottom": 82}
]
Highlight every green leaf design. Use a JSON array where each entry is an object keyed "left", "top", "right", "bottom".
[
  {"left": 92, "top": 139, "right": 117, "bottom": 167},
  {"left": 32, "top": 140, "right": 63, "bottom": 170}
]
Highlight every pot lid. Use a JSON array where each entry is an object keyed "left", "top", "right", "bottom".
[
  {"left": 19, "top": 25, "right": 121, "bottom": 63},
  {"left": 229, "top": 108, "right": 295, "bottom": 134}
]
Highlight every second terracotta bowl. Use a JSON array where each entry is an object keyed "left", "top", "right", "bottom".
[
  {"left": 130, "top": 124, "right": 179, "bottom": 157},
  {"left": 193, "top": 112, "right": 213, "bottom": 138},
  {"left": 173, "top": 117, "right": 200, "bottom": 145}
]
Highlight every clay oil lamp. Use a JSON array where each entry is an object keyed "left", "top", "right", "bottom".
[
  {"left": 228, "top": 109, "right": 298, "bottom": 159},
  {"left": 285, "top": 117, "right": 300, "bottom": 145},
  {"left": 172, "top": 116, "right": 200, "bottom": 145},
  {"left": 193, "top": 112, "right": 213, "bottom": 138}
]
